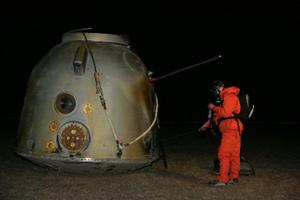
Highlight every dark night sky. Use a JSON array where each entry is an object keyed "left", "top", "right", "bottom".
[{"left": 1, "top": 1, "right": 299, "bottom": 124}]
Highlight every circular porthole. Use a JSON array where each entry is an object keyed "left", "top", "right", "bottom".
[{"left": 55, "top": 93, "right": 76, "bottom": 114}]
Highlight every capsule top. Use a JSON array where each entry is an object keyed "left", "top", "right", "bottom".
[{"left": 62, "top": 32, "right": 129, "bottom": 46}]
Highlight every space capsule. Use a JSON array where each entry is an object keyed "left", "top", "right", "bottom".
[{"left": 15, "top": 31, "right": 160, "bottom": 172}]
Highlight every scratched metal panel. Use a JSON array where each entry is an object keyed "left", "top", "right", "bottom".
[{"left": 16, "top": 33, "right": 159, "bottom": 172}]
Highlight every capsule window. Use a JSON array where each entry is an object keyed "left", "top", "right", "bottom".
[{"left": 55, "top": 93, "right": 76, "bottom": 114}]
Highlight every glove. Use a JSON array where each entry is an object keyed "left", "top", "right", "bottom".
[
  {"left": 198, "top": 126, "right": 208, "bottom": 132},
  {"left": 208, "top": 103, "right": 215, "bottom": 110}
]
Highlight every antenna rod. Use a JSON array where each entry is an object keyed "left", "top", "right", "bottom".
[{"left": 152, "top": 55, "right": 222, "bottom": 82}]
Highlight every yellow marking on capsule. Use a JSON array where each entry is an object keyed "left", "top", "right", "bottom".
[
  {"left": 48, "top": 120, "right": 59, "bottom": 133},
  {"left": 83, "top": 103, "right": 93, "bottom": 114},
  {"left": 46, "top": 140, "right": 55, "bottom": 152}
]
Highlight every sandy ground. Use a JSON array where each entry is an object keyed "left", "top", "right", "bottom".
[{"left": 0, "top": 121, "right": 299, "bottom": 200}]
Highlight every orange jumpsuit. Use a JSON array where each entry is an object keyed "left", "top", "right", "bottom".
[{"left": 211, "top": 86, "right": 243, "bottom": 183}]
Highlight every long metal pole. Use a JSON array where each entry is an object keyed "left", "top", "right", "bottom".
[{"left": 152, "top": 55, "right": 222, "bottom": 82}]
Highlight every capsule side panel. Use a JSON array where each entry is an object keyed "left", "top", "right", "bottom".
[{"left": 16, "top": 39, "right": 158, "bottom": 168}]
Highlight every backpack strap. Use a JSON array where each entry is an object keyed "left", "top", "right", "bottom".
[{"left": 218, "top": 115, "right": 242, "bottom": 136}]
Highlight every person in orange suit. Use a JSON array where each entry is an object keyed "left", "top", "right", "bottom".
[{"left": 200, "top": 80, "right": 243, "bottom": 186}]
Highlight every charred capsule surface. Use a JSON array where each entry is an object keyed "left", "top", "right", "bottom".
[{"left": 16, "top": 32, "right": 160, "bottom": 172}]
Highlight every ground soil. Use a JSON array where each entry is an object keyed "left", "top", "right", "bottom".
[{"left": 1, "top": 121, "right": 299, "bottom": 200}]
